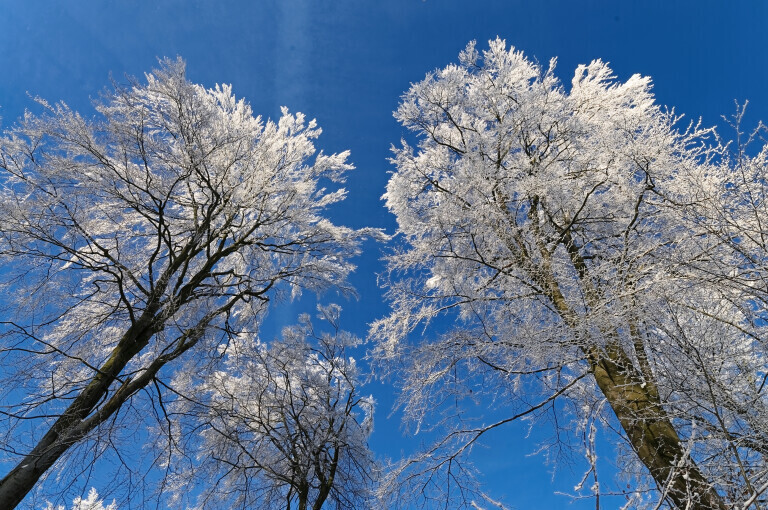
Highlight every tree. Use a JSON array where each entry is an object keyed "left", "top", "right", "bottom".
[
  {"left": 0, "top": 58, "right": 368, "bottom": 508},
  {"left": 43, "top": 488, "right": 116, "bottom": 510},
  {"left": 164, "top": 304, "right": 376, "bottom": 510},
  {"left": 373, "top": 39, "right": 768, "bottom": 509}
]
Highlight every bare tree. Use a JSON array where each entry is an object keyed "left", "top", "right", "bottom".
[
  {"left": 374, "top": 39, "right": 768, "bottom": 509},
  {"left": 164, "top": 304, "right": 376, "bottom": 510},
  {"left": 0, "top": 58, "right": 369, "bottom": 508}
]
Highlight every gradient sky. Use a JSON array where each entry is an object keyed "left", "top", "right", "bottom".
[{"left": 2, "top": 1, "right": 768, "bottom": 508}]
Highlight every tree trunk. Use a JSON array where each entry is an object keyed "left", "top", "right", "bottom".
[
  {"left": 312, "top": 443, "right": 340, "bottom": 510},
  {"left": 591, "top": 344, "right": 726, "bottom": 510},
  {"left": 0, "top": 428, "right": 89, "bottom": 510},
  {"left": 297, "top": 489, "right": 308, "bottom": 510},
  {"left": 0, "top": 311, "right": 158, "bottom": 509},
  {"left": 551, "top": 228, "right": 726, "bottom": 508}
]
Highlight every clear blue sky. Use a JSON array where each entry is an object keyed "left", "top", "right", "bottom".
[{"left": 2, "top": 1, "right": 767, "bottom": 508}]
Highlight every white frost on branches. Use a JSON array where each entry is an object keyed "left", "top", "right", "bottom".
[
  {"left": 163, "top": 304, "right": 377, "bottom": 509},
  {"left": 375, "top": 39, "right": 768, "bottom": 509},
  {"left": 0, "top": 58, "right": 374, "bottom": 506},
  {"left": 43, "top": 488, "right": 117, "bottom": 510}
]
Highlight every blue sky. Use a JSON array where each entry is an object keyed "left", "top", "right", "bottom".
[{"left": 2, "top": 1, "right": 767, "bottom": 508}]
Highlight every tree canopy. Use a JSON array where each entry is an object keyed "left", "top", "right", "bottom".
[
  {"left": 0, "top": 58, "right": 370, "bottom": 508},
  {"left": 374, "top": 39, "right": 768, "bottom": 509},
  {"left": 2, "top": 39, "right": 768, "bottom": 510},
  {"left": 165, "top": 304, "right": 376, "bottom": 510}
]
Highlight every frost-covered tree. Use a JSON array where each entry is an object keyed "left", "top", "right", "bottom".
[
  {"left": 165, "top": 304, "right": 376, "bottom": 510},
  {"left": 374, "top": 39, "right": 768, "bottom": 509},
  {"left": 43, "top": 488, "right": 116, "bottom": 510},
  {"left": 0, "top": 58, "right": 369, "bottom": 508}
]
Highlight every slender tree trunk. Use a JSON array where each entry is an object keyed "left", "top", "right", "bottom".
[
  {"left": 0, "top": 426, "right": 92, "bottom": 510},
  {"left": 297, "top": 489, "right": 308, "bottom": 510},
  {"left": 0, "top": 311, "right": 158, "bottom": 509},
  {"left": 312, "top": 444, "right": 340, "bottom": 510}
]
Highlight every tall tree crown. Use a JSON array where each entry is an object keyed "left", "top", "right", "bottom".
[
  {"left": 0, "top": 58, "right": 368, "bottom": 508},
  {"left": 375, "top": 39, "right": 767, "bottom": 509}
]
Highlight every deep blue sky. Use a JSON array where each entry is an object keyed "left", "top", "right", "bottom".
[{"left": 2, "top": 1, "right": 767, "bottom": 508}]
